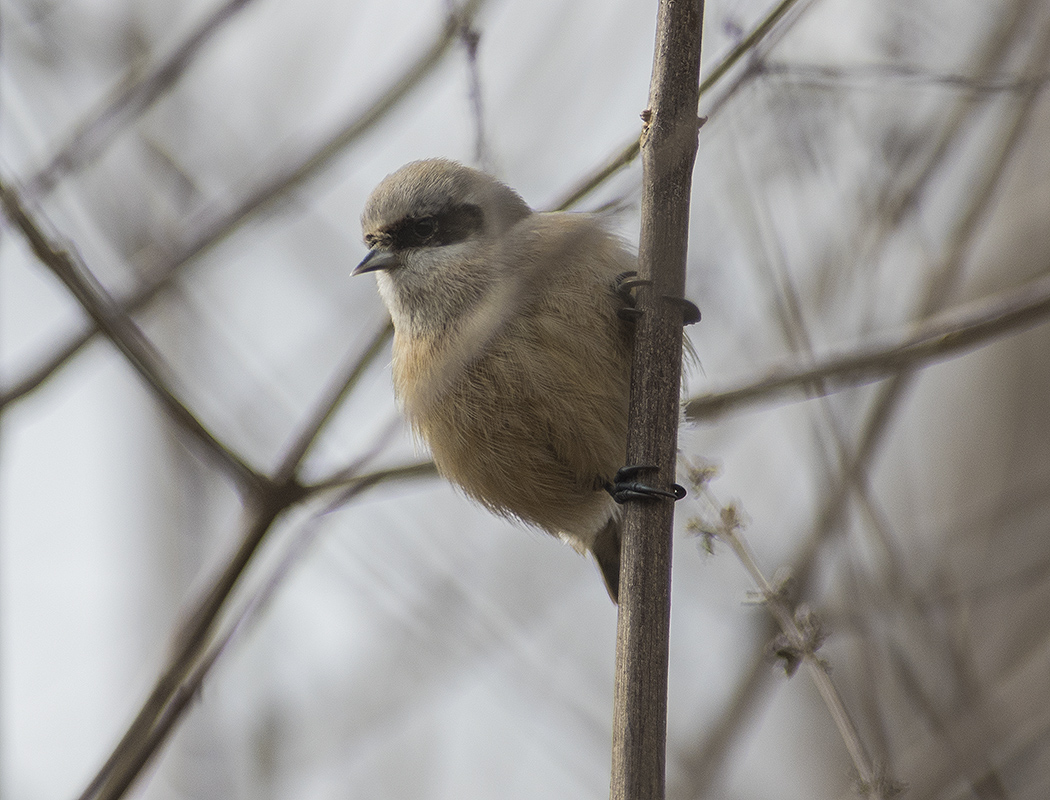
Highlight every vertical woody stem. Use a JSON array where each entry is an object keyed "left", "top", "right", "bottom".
[{"left": 610, "top": 2, "right": 704, "bottom": 800}]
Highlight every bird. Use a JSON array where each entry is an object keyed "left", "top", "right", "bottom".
[{"left": 354, "top": 158, "right": 687, "bottom": 602}]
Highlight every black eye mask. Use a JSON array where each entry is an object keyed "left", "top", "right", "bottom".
[{"left": 386, "top": 203, "right": 484, "bottom": 250}]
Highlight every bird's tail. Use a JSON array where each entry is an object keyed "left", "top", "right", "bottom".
[{"left": 590, "top": 515, "right": 622, "bottom": 604}]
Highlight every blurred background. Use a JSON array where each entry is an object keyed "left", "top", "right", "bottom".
[{"left": 3, "top": 0, "right": 1050, "bottom": 798}]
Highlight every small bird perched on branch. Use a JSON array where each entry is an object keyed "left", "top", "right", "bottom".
[{"left": 355, "top": 159, "right": 691, "bottom": 602}]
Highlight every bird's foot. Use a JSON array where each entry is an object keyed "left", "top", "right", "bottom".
[
  {"left": 613, "top": 272, "right": 700, "bottom": 325},
  {"left": 606, "top": 465, "right": 686, "bottom": 504},
  {"left": 615, "top": 272, "right": 647, "bottom": 321}
]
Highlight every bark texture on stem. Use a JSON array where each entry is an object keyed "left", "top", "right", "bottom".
[{"left": 610, "top": 2, "right": 704, "bottom": 800}]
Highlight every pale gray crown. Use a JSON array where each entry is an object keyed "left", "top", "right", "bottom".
[{"left": 360, "top": 159, "right": 531, "bottom": 250}]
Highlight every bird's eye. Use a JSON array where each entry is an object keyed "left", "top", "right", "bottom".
[{"left": 412, "top": 216, "right": 438, "bottom": 241}]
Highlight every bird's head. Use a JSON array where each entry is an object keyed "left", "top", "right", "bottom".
[{"left": 355, "top": 159, "right": 533, "bottom": 335}]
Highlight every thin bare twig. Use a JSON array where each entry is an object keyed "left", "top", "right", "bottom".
[
  {"left": 64, "top": 323, "right": 419, "bottom": 800},
  {"left": 306, "top": 459, "right": 438, "bottom": 495},
  {"left": 791, "top": 3, "right": 1050, "bottom": 603},
  {"left": 701, "top": 0, "right": 809, "bottom": 93},
  {"left": 551, "top": 0, "right": 809, "bottom": 211},
  {"left": 273, "top": 320, "right": 394, "bottom": 483},
  {"left": 0, "top": 177, "right": 265, "bottom": 495},
  {"left": 756, "top": 60, "right": 1050, "bottom": 92},
  {"left": 688, "top": 9, "right": 1048, "bottom": 797},
  {"left": 26, "top": 0, "right": 260, "bottom": 198},
  {"left": 773, "top": 15, "right": 1049, "bottom": 795},
  {"left": 74, "top": 502, "right": 281, "bottom": 800},
  {"left": 685, "top": 268, "right": 1050, "bottom": 420},
  {"left": 695, "top": 499, "right": 894, "bottom": 798},
  {"left": 9, "top": 45, "right": 493, "bottom": 784},
  {"left": 1, "top": 184, "right": 426, "bottom": 800},
  {"left": 0, "top": 0, "right": 488, "bottom": 411},
  {"left": 672, "top": 2, "right": 1045, "bottom": 794},
  {"left": 78, "top": 462, "right": 428, "bottom": 800},
  {"left": 444, "top": 0, "right": 489, "bottom": 167}
]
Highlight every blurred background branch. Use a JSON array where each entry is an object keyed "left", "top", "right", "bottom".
[
  {"left": 25, "top": 0, "right": 261, "bottom": 198},
  {"left": 685, "top": 267, "right": 1050, "bottom": 420}
]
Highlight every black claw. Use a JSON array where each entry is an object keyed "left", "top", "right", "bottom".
[
  {"left": 615, "top": 272, "right": 700, "bottom": 327},
  {"left": 614, "top": 270, "right": 640, "bottom": 286},
  {"left": 615, "top": 273, "right": 648, "bottom": 309},
  {"left": 677, "top": 298, "right": 702, "bottom": 326},
  {"left": 618, "top": 277, "right": 651, "bottom": 293},
  {"left": 617, "top": 307, "right": 644, "bottom": 322},
  {"left": 615, "top": 272, "right": 648, "bottom": 323},
  {"left": 606, "top": 465, "right": 687, "bottom": 504}
]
